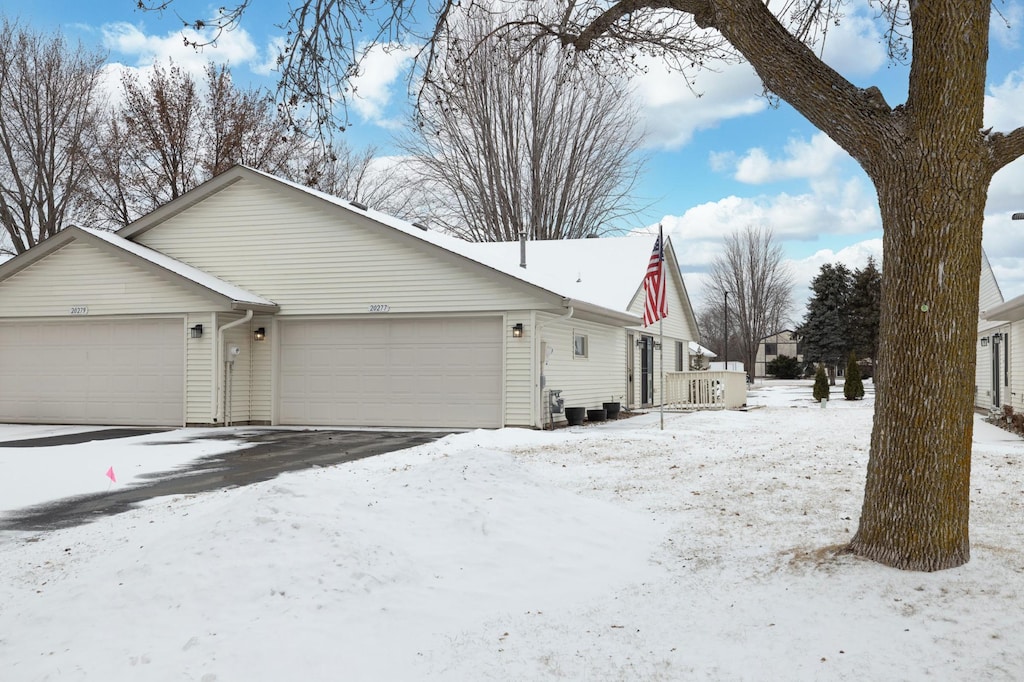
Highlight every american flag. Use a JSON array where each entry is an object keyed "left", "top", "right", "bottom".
[{"left": 643, "top": 233, "right": 667, "bottom": 327}]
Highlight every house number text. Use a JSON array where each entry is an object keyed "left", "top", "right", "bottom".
[
  {"left": 69, "top": 305, "right": 89, "bottom": 315},
  {"left": 368, "top": 304, "right": 390, "bottom": 313}
]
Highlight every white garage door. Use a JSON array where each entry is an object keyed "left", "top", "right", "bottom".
[
  {"left": 279, "top": 317, "right": 502, "bottom": 428},
  {"left": 0, "top": 318, "right": 184, "bottom": 426}
]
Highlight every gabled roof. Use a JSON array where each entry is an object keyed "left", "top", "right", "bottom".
[
  {"left": 464, "top": 234, "right": 701, "bottom": 333},
  {"left": 689, "top": 341, "right": 717, "bottom": 358},
  {"left": 119, "top": 166, "right": 643, "bottom": 324},
  {"left": 0, "top": 225, "right": 278, "bottom": 312}
]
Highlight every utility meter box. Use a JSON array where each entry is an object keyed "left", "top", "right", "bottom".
[{"left": 548, "top": 389, "right": 564, "bottom": 414}]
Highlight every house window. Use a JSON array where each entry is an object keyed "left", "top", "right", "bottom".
[
  {"left": 765, "top": 342, "right": 777, "bottom": 356},
  {"left": 676, "top": 341, "right": 684, "bottom": 371},
  {"left": 573, "top": 332, "right": 588, "bottom": 358}
]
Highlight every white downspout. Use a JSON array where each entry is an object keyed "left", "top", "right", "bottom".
[
  {"left": 214, "top": 309, "right": 253, "bottom": 424},
  {"left": 534, "top": 305, "right": 574, "bottom": 428}
]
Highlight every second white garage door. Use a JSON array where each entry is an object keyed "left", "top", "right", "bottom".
[{"left": 278, "top": 317, "right": 503, "bottom": 428}]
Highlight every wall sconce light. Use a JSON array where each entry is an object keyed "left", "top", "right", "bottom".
[
  {"left": 254, "top": 327, "right": 266, "bottom": 342},
  {"left": 512, "top": 323, "right": 524, "bottom": 338},
  {"left": 190, "top": 324, "right": 203, "bottom": 339},
  {"left": 981, "top": 337, "right": 989, "bottom": 347}
]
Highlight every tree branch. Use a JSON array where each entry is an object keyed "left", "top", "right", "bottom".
[{"left": 987, "top": 126, "right": 1024, "bottom": 173}]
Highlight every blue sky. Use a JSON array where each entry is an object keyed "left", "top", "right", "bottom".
[{"left": 7, "top": 0, "right": 1024, "bottom": 317}]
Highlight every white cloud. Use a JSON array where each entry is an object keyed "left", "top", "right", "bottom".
[
  {"left": 818, "top": 9, "right": 887, "bottom": 77},
  {"left": 633, "top": 59, "right": 766, "bottom": 150},
  {"left": 349, "top": 43, "right": 418, "bottom": 128},
  {"left": 101, "top": 22, "right": 259, "bottom": 75},
  {"left": 991, "top": 2, "right": 1024, "bottom": 50},
  {"left": 985, "top": 69, "right": 1024, "bottom": 132},
  {"left": 252, "top": 36, "right": 289, "bottom": 77},
  {"left": 655, "top": 174, "right": 880, "bottom": 249},
  {"left": 734, "top": 133, "right": 845, "bottom": 184}
]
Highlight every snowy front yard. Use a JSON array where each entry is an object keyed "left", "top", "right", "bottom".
[{"left": 1, "top": 382, "right": 1023, "bottom": 680}]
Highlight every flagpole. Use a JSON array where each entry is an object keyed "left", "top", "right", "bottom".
[{"left": 659, "top": 224, "right": 664, "bottom": 431}]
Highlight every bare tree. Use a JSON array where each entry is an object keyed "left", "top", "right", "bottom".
[
  {"left": 0, "top": 19, "right": 106, "bottom": 255},
  {"left": 146, "top": 0, "right": 1024, "bottom": 570},
  {"left": 296, "top": 142, "right": 418, "bottom": 217},
  {"left": 117, "top": 60, "right": 204, "bottom": 211},
  {"left": 696, "top": 299, "right": 740, "bottom": 365},
  {"left": 707, "top": 226, "right": 793, "bottom": 380},
  {"left": 92, "top": 59, "right": 314, "bottom": 226},
  {"left": 401, "top": 14, "right": 645, "bottom": 241}
]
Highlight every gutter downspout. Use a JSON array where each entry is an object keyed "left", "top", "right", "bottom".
[
  {"left": 534, "top": 304, "right": 574, "bottom": 428},
  {"left": 214, "top": 309, "right": 253, "bottom": 424}
]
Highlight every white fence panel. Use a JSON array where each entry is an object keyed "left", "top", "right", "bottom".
[{"left": 665, "top": 371, "right": 747, "bottom": 409}]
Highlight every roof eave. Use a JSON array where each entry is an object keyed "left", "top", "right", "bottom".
[
  {"left": 564, "top": 298, "right": 642, "bottom": 326},
  {"left": 232, "top": 300, "right": 280, "bottom": 313}
]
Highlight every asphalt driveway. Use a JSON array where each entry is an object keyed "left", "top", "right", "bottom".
[{"left": 0, "top": 428, "right": 450, "bottom": 532}]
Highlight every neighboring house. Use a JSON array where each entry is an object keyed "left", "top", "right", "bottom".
[
  {"left": 0, "top": 166, "right": 699, "bottom": 429},
  {"left": 978, "top": 250, "right": 1012, "bottom": 411},
  {"left": 688, "top": 341, "right": 716, "bottom": 370},
  {"left": 755, "top": 330, "right": 802, "bottom": 378}
]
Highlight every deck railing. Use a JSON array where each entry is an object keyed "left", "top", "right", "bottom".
[{"left": 664, "top": 371, "right": 747, "bottom": 409}]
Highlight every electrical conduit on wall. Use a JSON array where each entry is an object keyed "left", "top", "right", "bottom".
[{"left": 215, "top": 309, "right": 253, "bottom": 424}]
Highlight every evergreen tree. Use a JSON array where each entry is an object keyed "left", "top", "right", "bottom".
[
  {"left": 844, "top": 352, "right": 865, "bottom": 400},
  {"left": 797, "top": 263, "right": 853, "bottom": 385},
  {"left": 849, "top": 257, "right": 882, "bottom": 368},
  {"left": 813, "top": 364, "right": 830, "bottom": 402}
]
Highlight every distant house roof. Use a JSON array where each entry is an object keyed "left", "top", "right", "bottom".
[{"left": 689, "top": 341, "right": 717, "bottom": 358}]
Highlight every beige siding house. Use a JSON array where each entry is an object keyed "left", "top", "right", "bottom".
[
  {"left": 755, "top": 330, "right": 802, "bottom": 378},
  {"left": 0, "top": 166, "right": 700, "bottom": 429},
  {"left": 977, "top": 251, "right": 1011, "bottom": 411}
]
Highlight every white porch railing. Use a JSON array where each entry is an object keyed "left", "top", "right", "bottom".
[{"left": 665, "top": 371, "right": 747, "bottom": 409}]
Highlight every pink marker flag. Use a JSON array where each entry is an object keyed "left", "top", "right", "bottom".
[{"left": 105, "top": 466, "right": 117, "bottom": 483}]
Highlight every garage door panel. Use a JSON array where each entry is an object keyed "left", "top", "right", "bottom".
[
  {"left": 279, "top": 317, "right": 502, "bottom": 428},
  {"left": 0, "top": 319, "right": 184, "bottom": 426}
]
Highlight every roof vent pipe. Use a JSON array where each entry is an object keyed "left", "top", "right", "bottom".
[{"left": 519, "top": 231, "right": 527, "bottom": 269}]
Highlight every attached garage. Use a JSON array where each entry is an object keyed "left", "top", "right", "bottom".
[
  {"left": 278, "top": 317, "right": 503, "bottom": 428},
  {"left": 0, "top": 318, "right": 185, "bottom": 426}
]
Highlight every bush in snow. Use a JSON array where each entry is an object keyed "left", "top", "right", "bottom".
[
  {"left": 813, "top": 364, "right": 830, "bottom": 402},
  {"left": 766, "top": 354, "right": 802, "bottom": 379},
  {"left": 844, "top": 351, "right": 865, "bottom": 400}
]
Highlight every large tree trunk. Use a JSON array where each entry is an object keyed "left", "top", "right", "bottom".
[
  {"left": 847, "top": 159, "right": 985, "bottom": 570},
  {"left": 845, "top": 0, "right": 990, "bottom": 571}
]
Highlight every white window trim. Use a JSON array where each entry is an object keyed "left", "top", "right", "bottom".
[{"left": 573, "top": 332, "right": 588, "bottom": 358}]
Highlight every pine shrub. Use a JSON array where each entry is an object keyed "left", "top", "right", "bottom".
[
  {"left": 844, "top": 351, "right": 865, "bottom": 400},
  {"left": 813, "top": 364, "right": 830, "bottom": 401}
]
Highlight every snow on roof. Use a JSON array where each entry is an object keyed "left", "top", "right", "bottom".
[
  {"left": 689, "top": 341, "right": 717, "bottom": 358},
  {"left": 244, "top": 167, "right": 648, "bottom": 315},
  {"left": 463, "top": 237, "right": 657, "bottom": 313},
  {"left": 78, "top": 227, "right": 276, "bottom": 308}
]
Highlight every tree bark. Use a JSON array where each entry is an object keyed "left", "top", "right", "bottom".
[
  {"left": 844, "top": 0, "right": 990, "bottom": 570},
  {"left": 702, "top": 0, "right": 994, "bottom": 570}
]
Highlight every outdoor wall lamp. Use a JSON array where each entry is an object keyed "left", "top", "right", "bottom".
[
  {"left": 254, "top": 327, "right": 266, "bottom": 342},
  {"left": 981, "top": 336, "right": 989, "bottom": 347},
  {"left": 190, "top": 324, "right": 203, "bottom": 339},
  {"left": 512, "top": 323, "right": 524, "bottom": 338}
]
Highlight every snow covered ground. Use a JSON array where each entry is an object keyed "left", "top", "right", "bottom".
[{"left": 2, "top": 381, "right": 1023, "bottom": 681}]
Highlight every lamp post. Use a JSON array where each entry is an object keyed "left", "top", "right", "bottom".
[{"left": 724, "top": 291, "right": 730, "bottom": 369}]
